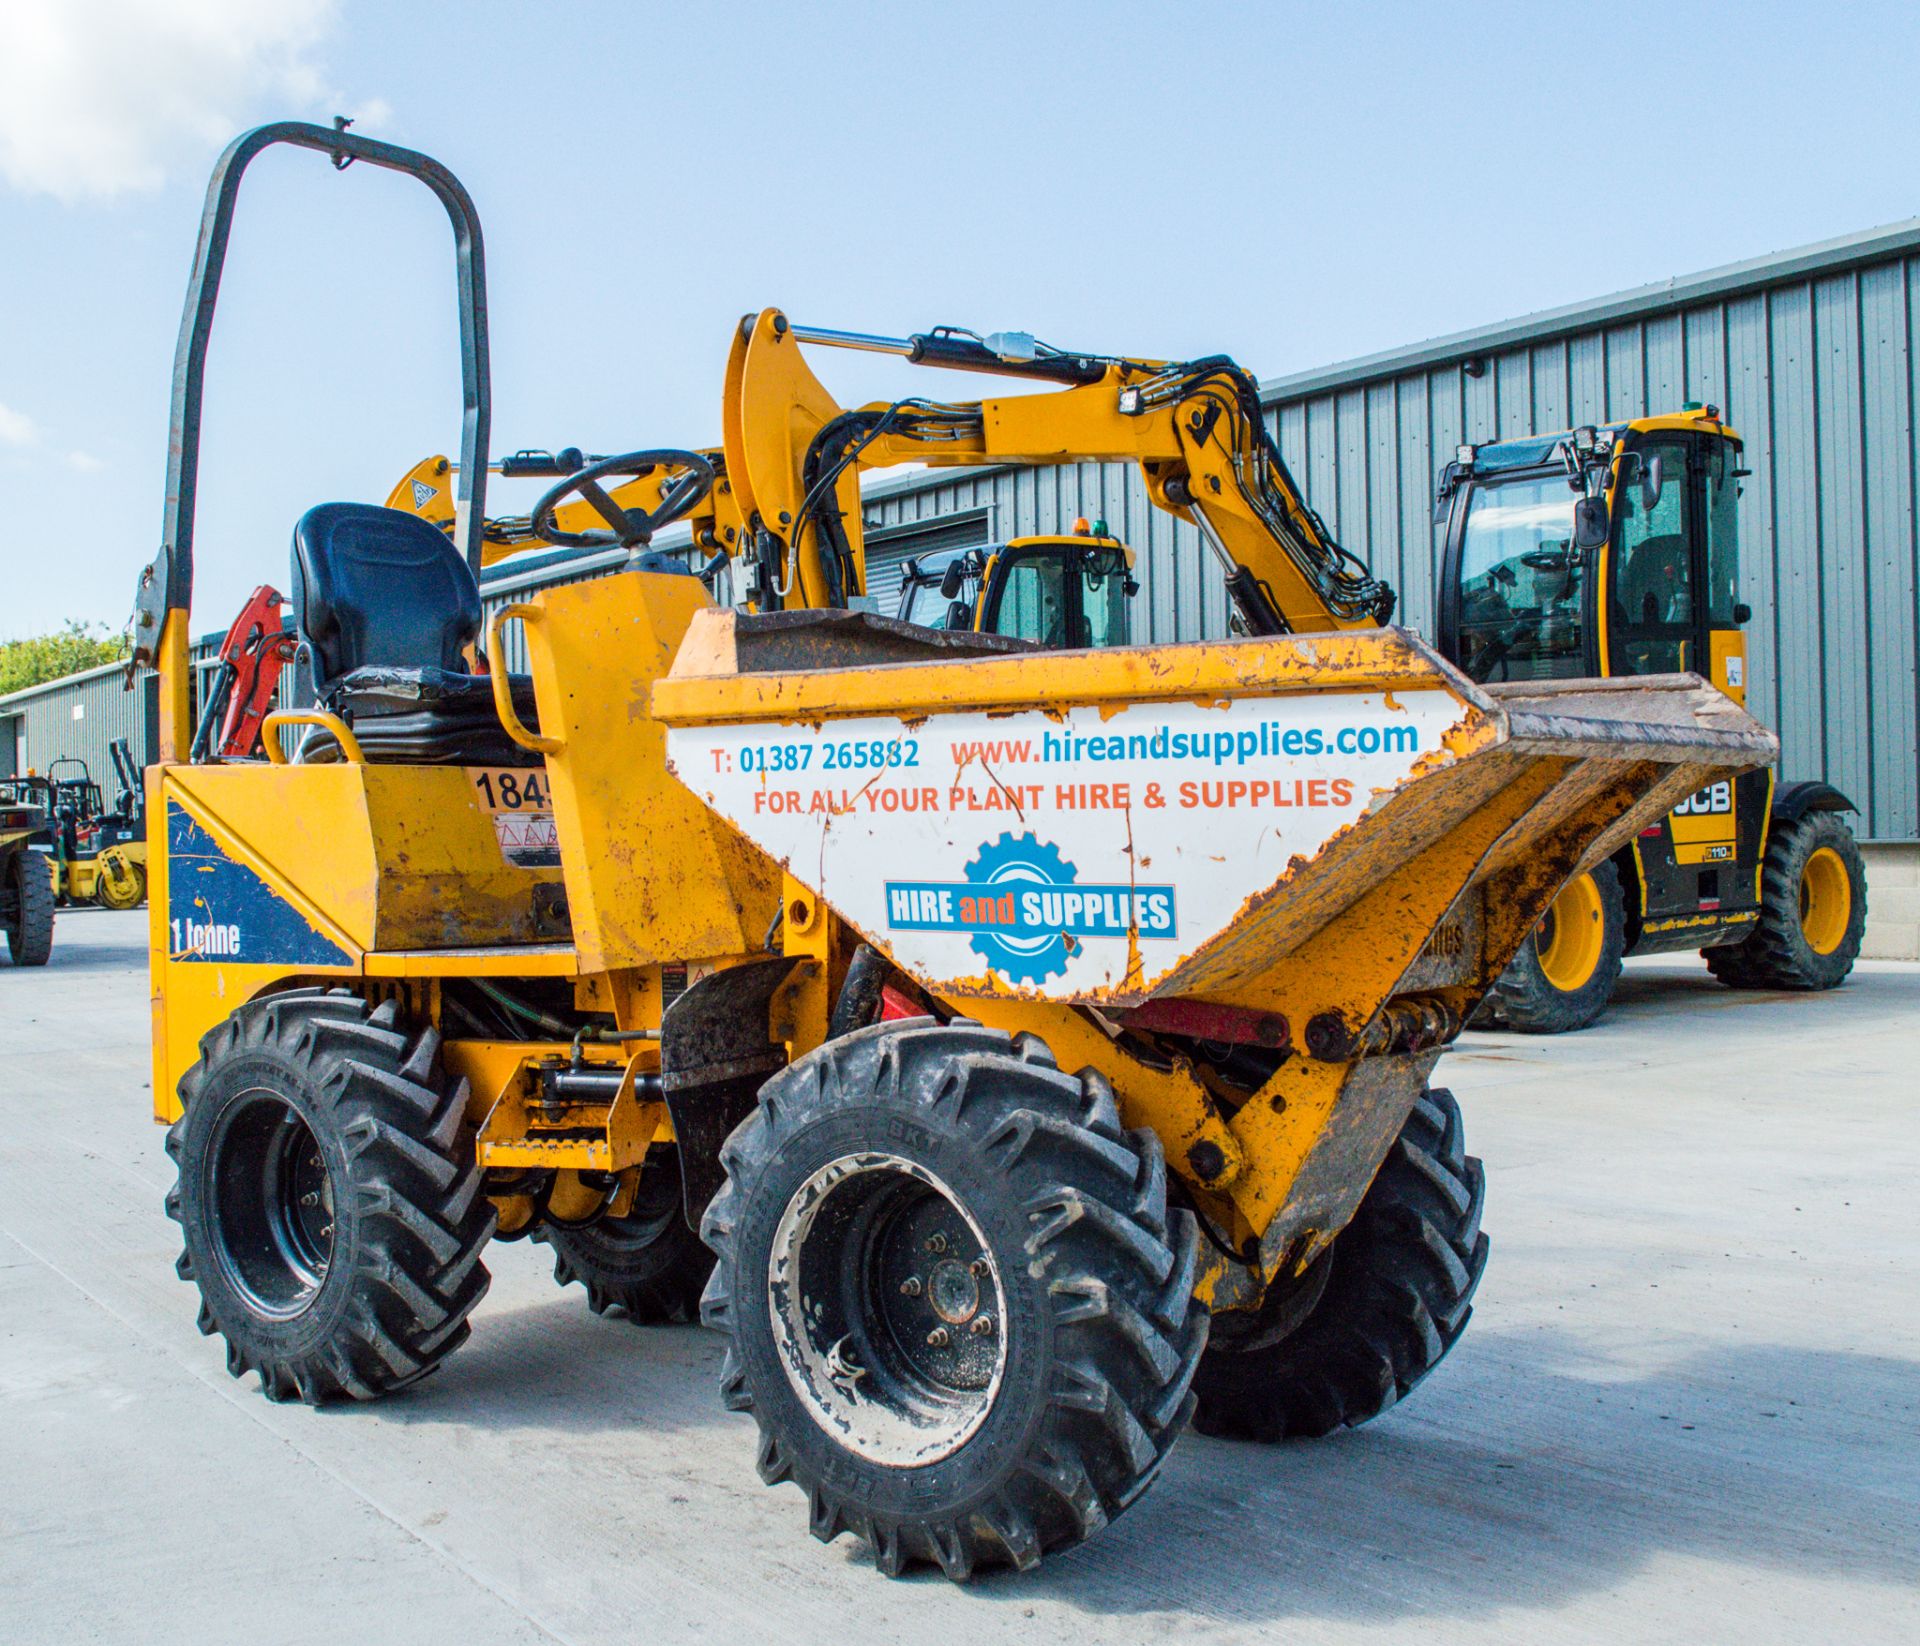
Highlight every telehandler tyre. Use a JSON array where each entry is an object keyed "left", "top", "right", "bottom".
[
  {"left": 1192, "top": 1086, "right": 1487, "bottom": 1441},
  {"left": 1705, "top": 812, "right": 1866, "bottom": 991},
  {"left": 701, "top": 1017, "right": 1207, "bottom": 1581},
  {"left": 534, "top": 1146, "right": 713, "bottom": 1322},
  {"left": 166, "top": 988, "right": 494, "bottom": 1403},
  {"left": 1478, "top": 860, "right": 1624, "bottom": 1034},
  {"left": 4, "top": 850, "right": 54, "bottom": 966}
]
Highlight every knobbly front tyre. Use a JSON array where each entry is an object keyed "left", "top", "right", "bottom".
[
  {"left": 534, "top": 1146, "right": 713, "bottom": 1322},
  {"left": 700, "top": 1018, "right": 1208, "bottom": 1581},
  {"left": 165, "top": 988, "right": 494, "bottom": 1403},
  {"left": 1478, "top": 860, "right": 1625, "bottom": 1034},
  {"left": 1192, "top": 1086, "right": 1487, "bottom": 1440}
]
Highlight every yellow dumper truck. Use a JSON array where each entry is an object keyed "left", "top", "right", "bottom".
[{"left": 136, "top": 125, "right": 1774, "bottom": 1579}]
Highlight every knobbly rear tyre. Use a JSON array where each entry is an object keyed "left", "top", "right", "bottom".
[
  {"left": 700, "top": 1018, "right": 1208, "bottom": 1581},
  {"left": 534, "top": 1147, "right": 713, "bottom": 1323},
  {"left": 1193, "top": 1086, "right": 1487, "bottom": 1440},
  {"left": 166, "top": 988, "right": 494, "bottom": 1403}
]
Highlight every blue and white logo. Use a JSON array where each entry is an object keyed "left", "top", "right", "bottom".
[{"left": 885, "top": 831, "right": 1177, "bottom": 985}]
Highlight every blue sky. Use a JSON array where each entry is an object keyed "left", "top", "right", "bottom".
[{"left": 3, "top": 0, "right": 1918, "bottom": 638}]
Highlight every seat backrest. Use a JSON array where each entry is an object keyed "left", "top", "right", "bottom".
[{"left": 291, "top": 503, "right": 482, "bottom": 692}]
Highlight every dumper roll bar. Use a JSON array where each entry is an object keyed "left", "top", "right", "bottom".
[{"left": 131, "top": 120, "right": 491, "bottom": 668}]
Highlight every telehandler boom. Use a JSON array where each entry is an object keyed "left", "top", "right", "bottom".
[{"left": 138, "top": 123, "right": 1775, "bottom": 1581}]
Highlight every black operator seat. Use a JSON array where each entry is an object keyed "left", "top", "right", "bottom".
[{"left": 289, "top": 502, "right": 543, "bottom": 766}]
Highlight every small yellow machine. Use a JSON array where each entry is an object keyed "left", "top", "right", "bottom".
[
  {"left": 136, "top": 125, "right": 1774, "bottom": 1579},
  {"left": 1434, "top": 414, "right": 1867, "bottom": 1030},
  {"left": 52, "top": 745, "right": 148, "bottom": 910}
]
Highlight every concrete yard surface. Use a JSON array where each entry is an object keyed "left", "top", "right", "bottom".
[{"left": 2, "top": 912, "right": 1916, "bottom": 1644}]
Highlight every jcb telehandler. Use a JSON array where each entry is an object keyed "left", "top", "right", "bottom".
[
  {"left": 138, "top": 124, "right": 1774, "bottom": 1580},
  {"left": 1434, "top": 413, "right": 1867, "bottom": 1031}
]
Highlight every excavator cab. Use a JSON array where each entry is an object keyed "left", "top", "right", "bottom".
[{"left": 894, "top": 526, "right": 1137, "bottom": 648}]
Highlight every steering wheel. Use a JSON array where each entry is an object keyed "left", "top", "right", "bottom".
[{"left": 529, "top": 448, "right": 715, "bottom": 550}]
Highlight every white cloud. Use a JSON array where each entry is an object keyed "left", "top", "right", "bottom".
[
  {"left": 0, "top": 401, "right": 38, "bottom": 446},
  {"left": 65, "top": 450, "right": 107, "bottom": 473},
  {"left": 0, "top": 0, "right": 381, "bottom": 202}
]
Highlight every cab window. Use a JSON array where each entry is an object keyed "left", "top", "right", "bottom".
[
  {"left": 1610, "top": 438, "right": 1691, "bottom": 673},
  {"left": 989, "top": 553, "right": 1072, "bottom": 646},
  {"left": 1452, "top": 476, "right": 1589, "bottom": 682},
  {"left": 1702, "top": 439, "right": 1741, "bottom": 626},
  {"left": 1080, "top": 547, "right": 1131, "bottom": 647}
]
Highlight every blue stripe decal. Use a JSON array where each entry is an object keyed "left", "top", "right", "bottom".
[{"left": 166, "top": 800, "right": 354, "bottom": 967}]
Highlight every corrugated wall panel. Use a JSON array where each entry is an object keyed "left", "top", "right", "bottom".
[
  {"left": 1812, "top": 272, "right": 1871, "bottom": 808},
  {"left": 1532, "top": 340, "right": 1568, "bottom": 433},
  {"left": 9, "top": 667, "right": 147, "bottom": 789},
  {"left": 1366, "top": 382, "right": 1399, "bottom": 593},
  {"left": 1396, "top": 377, "right": 1435, "bottom": 630},
  {"left": 1770, "top": 285, "right": 1823, "bottom": 775},
  {"left": 1861, "top": 263, "right": 1917, "bottom": 835}
]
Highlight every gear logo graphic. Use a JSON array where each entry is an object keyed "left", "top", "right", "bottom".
[{"left": 964, "top": 831, "right": 1075, "bottom": 984}]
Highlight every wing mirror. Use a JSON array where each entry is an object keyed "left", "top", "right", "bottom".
[
  {"left": 1733, "top": 601, "right": 1752, "bottom": 625},
  {"left": 1572, "top": 496, "right": 1610, "bottom": 551},
  {"left": 939, "top": 561, "right": 966, "bottom": 600},
  {"left": 1639, "top": 453, "right": 1665, "bottom": 513}
]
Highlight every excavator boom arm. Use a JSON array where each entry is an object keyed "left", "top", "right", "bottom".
[{"left": 722, "top": 308, "right": 1395, "bottom": 632}]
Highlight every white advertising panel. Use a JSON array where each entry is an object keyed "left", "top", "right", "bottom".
[{"left": 666, "top": 689, "right": 1463, "bottom": 998}]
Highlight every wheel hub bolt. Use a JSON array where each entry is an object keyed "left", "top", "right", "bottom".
[
  {"left": 969, "top": 1258, "right": 990, "bottom": 1277},
  {"left": 926, "top": 1327, "right": 951, "bottom": 1347},
  {"left": 970, "top": 1316, "right": 995, "bottom": 1337},
  {"left": 300, "top": 1192, "right": 319, "bottom": 1207},
  {"left": 899, "top": 1276, "right": 922, "bottom": 1297},
  {"left": 926, "top": 1233, "right": 948, "bottom": 1254}
]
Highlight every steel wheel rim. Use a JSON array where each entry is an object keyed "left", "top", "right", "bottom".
[
  {"left": 98, "top": 859, "right": 142, "bottom": 909},
  {"left": 1799, "top": 845, "right": 1850, "bottom": 955},
  {"left": 767, "top": 1151, "right": 1007, "bottom": 1466},
  {"left": 207, "top": 1089, "right": 334, "bottom": 1318},
  {"left": 1536, "top": 870, "right": 1605, "bottom": 992}
]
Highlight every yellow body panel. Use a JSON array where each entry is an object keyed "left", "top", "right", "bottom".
[
  {"left": 1709, "top": 626, "right": 1748, "bottom": 707},
  {"left": 514, "top": 569, "right": 781, "bottom": 973},
  {"left": 163, "top": 763, "right": 560, "bottom": 953}
]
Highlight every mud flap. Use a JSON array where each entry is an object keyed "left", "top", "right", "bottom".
[{"left": 661, "top": 955, "right": 799, "bottom": 1229}]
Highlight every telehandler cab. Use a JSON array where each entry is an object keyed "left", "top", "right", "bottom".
[
  {"left": 1435, "top": 413, "right": 1867, "bottom": 1030},
  {"left": 138, "top": 123, "right": 1774, "bottom": 1580}
]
